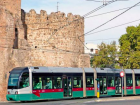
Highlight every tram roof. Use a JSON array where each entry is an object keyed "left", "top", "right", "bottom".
[
  {"left": 10, "top": 67, "right": 29, "bottom": 73},
  {"left": 30, "top": 67, "right": 84, "bottom": 73},
  {"left": 84, "top": 68, "right": 94, "bottom": 73},
  {"left": 124, "top": 69, "right": 132, "bottom": 73},
  {"left": 30, "top": 67, "right": 122, "bottom": 73},
  {"left": 10, "top": 67, "right": 140, "bottom": 74},
  {"left": 133, "top": 69, "right": 140, "bottom": 74},
  {"left": 96, "top": 68, "right": 121, "bottom": 73}
]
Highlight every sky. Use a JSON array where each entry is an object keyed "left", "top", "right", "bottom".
[{"left": 21, "top": 0, "right": 140, "bottom": 45}]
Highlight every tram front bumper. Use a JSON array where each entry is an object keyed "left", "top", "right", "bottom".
[{"left": 6, "top": 94, "right": 20, "bottom": 101}]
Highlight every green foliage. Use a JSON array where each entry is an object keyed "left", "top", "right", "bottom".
[
  {"left": 90, "top": 58, "right": 94, "bottom": 68},
  {"left": 92, "top": 41, "right": 118, "bottom": 68},
  {"left": 119, "top": 24, "right": 140, "bottom": 69}
]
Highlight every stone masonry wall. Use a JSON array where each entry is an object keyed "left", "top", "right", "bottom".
[
  {"left": 24, "top": 10, "right": 84, "bottom": 54},
  {"left": 0, "top": 0, "right": 21, "bottom": 17},
  {"left": 0, "top": 1, "right": 90, "bottom": 101}
]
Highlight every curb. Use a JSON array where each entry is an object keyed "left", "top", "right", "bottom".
[{"left": 94, "top": 97, "right": 140, "bottom": 102}]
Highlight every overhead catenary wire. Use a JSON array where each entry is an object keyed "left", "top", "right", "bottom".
[
  {"left": 86, "top": 37, "right": 119, "bottom": 41},
  {"left": 85, "top": 18, "right": 140, "bottom": 36},
  {"left": 77, "top": 1, "right": 140, "bottom": 50},
  {"left": 85, "top": 5, "right": 140, "bottom": 19},
  {"left": 0, "top": 45, "right": 81, "bottom": 54},
  {"left": 78, "top": 1, "right": 140, "bottom": 38}
]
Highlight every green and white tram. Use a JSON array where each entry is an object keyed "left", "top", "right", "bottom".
[{"left": 6, "top": 67, "right": 140, "bottom": 101}]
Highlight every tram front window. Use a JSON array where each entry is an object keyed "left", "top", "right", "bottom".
[
  {"left": 8, "top": 73, "right": 20, "bottom": 89},
  {"left": 19, "top": 72, "right": 29, "bottom": 88}
]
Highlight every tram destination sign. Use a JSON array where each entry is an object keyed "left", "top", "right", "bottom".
[{"left": 120, "top": 71, "right": 124, "bottom": 77}]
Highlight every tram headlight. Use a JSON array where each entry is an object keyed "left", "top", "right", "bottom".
[
  {"left": 15, "top": 91, "right": 18, "bottom": 94},
  {"left": 8, "top": 91, "right": 10, "bottom": 94}
]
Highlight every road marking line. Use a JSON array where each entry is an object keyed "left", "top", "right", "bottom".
[{"left": 84, "top": 100, "right": 95, "bottom": 103}]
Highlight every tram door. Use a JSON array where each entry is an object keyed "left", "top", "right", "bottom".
[
  {"left": 99, "top": 77, "right": 107, "bottom": 94},
  {"left": 115, "top": 77, "right": 122, "bottom": 94},
  {"left": 63, "top": 76, "right": 72, "bottom": 97}
]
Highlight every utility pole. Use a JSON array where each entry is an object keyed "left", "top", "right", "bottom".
[
  {"left": 103, "top": 0, "right": 107, "bottom": 5},
  {"left": 57, "top": 2, "right": 59, "bottom": 12}
]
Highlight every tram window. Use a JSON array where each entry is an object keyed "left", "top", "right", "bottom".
[
  {"left": 19, "top": 72, "right": 29, "bottom": 89},
  {"left": 136, "top": 77, "right": 140, "bottom": 86},
  {"left": 86, "top": 77, "right": 94, "bottom": 87},
  {"left": 42, "top": 77, "right": 52, "bottom": 89},
  {"left": 73, "top": 77, "right": 81, "bottom": 88},
  {"left": 126, "top": 76, "right": 133, "bottom": 86},
  {"left": 108, "top": 76, "right": 114, "bottom": 87},
  {"left": 53, "top": 77, "right": 62, "bottom": 89},
  {"left": 33, "top": 77, "right": 42, "bottom": 89}
]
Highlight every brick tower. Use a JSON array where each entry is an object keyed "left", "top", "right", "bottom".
[
  {"left": 0, "top": 0, "right": 90, "bottom": 101},
  {"left": 0, "top": 0, "right": 21, "bottom": 17},
  {"left": 0, "top": 0, "right": 22, "bottom": 101}
]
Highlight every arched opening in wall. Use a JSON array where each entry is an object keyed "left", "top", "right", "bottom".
[
  {"left": 24, "top": 25, "right": 27, "bottom": 40},
  {"left": 13, "top": 28, "right": 18, "bottom": 49},
  {"left": 21, "top": 9, "right": 27, "bottom": 40}
]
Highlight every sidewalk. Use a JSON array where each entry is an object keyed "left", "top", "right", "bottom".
[{"left": 94, "top": 96, "right": 140, "bottom": 102}]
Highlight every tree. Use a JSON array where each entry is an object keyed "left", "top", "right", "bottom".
[
  {"left": 119, "top": 24, "right": 140, "bottom": 69},
  {"left": 92, "top": 41, "right": 118, "bottom": 68}
]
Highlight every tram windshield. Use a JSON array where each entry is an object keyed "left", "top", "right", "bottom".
[{"left": 8, "top": 73, "right": 20, "bottom": 89}]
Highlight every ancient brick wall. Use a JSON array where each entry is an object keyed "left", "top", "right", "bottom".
[
  {"left": 0, "top": 6, "right": 15, "bottom": 101},
  {"left": 0, "top": 0, "right": 21, "bottom": 17},
  {"left": 24, "top": 10, "right": 84, "bottom": 54},
  {"left": 0, "top": 1, "right": 90, "bottom": 101},
  {"left": 19, "top": 9, "right": 86, "bottom": 67}
]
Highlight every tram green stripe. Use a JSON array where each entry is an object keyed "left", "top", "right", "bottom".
[
  {"left": 136, "top": 89, "right": 140, "bottom": 94},
  {"left": 72, "top": 91, "right": 83, "bottom": 98},
  {"left": 126, "top": 89, "right": 133, "bottom": 95},
  {"left": 86, "top": 90, "right": 95, "bottom": 96},
  {"left": 107, "top": 90, "right": 115, "bottom": 95},
  {"left": 6, "top": 94, "right": 20, "bottom": 101},
  {"left": 6, "top": 94, "right": 32, "bottom": 101},
  {"left": 6, "top": 92, "right": 63, "bottom": 101},
  {"left": 32, "top": 92, "right": 63, "bottom": 100}
]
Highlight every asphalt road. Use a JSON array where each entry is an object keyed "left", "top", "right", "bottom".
[{"left": 1, "top": 99, "right": 140, "bottom": 105}]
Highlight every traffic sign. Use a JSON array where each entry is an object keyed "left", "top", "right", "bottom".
[
  {"left": 120, "top": 71, "right": 124, "bottom": 77},
  {"left": 97, "top": 84, "right": 100, "bottom": 88}
]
